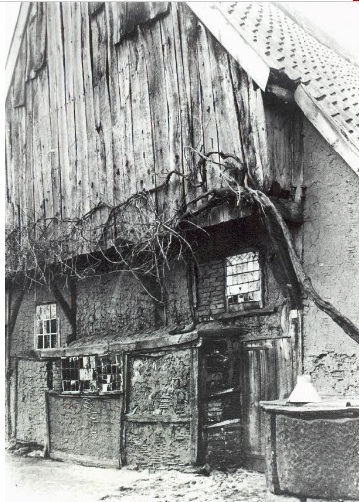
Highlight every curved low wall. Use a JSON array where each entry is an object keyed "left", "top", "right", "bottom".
[{"left": 261, "top": 400, "right": 359, "bottom": 500}]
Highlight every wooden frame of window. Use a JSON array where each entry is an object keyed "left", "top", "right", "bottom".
[
  {"left": 34, "top": 302, "right": 59, "bottom": 350},
  {"left": 225, "top": 250, "right": 263, "bottom": 312},
  {"left": 60, "top": 354, "right": 123, "bottom": 395}
]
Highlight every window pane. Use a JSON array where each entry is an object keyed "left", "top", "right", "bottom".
[
  {"left": 50, "top": 335, "right": 57, "bottom": 348},
  {"left": 226, "top": 251, "right": 261, "bottom": 306},
  {"left": 50, "top": 319, "right": 57, "bottom": 334},
  {"left": 50, "top": 303, "right": 56, "bottom": 318},
  {"left": 44, "top": 335, "right": 50, "bottom": 348},
  {"left": 37, "top": 336, "right": 43, "bottom": 349}
]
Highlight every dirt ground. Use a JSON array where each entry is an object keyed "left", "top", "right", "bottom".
[{"left": 5, "top": 451, "right": 281, "bottom": 502}]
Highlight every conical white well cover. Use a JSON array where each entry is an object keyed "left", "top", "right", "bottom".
[{"left": 287, "top": 374, "right": 322, "bottom": 404}]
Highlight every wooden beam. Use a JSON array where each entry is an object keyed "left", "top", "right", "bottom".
[
  {"left": 269, "top": 197, "right": 304, "bottom": 224},
  {"left": 190, "top": 347, "right": 200, "bottom": 464},
  {"left": 8, "top": 289, "right": 25, "bottom": 337},
  {"left": 49, "top": 282, "right": 76, "bottom": 343}
]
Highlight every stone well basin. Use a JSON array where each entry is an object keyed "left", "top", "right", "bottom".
[{"left": 260, "top": 399, "right": 359, "bottom": 500}]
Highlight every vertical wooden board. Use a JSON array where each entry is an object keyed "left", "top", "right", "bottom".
[
  {"left": 248, "top": 82, "right": 270, "bottom": 190},
  {"left": 46, "top": 7, "right": 62, "bottom": 222},
  {"left": 116, "top": 39, "right": 136, "bottom": 200},
  {"left": 93, "top": 8, "right": 114, "bottom": 207},
  {"left": 105, "top": 3, "right": 124, "bottom": 206},
  {"left": 264, "top": 103, "right": 294, "bottom": 191},
  {"left": 168, "top": 4, "right": 191, "bottom": 176},
  {"left": 30, "top": 77, "right": 45, "bottom": 226},
  {"left": 72, "top": 2, "right": 89, "bottom": 218},
  {"left": 12, "top": 37, "right": 27, "bottom": 108},
  {"left": 195, "top": 25, "right": 221, "bottom": 179},
  {"left": 5, "top": 101, "right": 15, "bottom": 224},
  {"left": 128, "top": 31, "right": 155, "bottom": 194},
  {"left": 37, "top": 66, "right": 54, "bottom": 222},
  {"left": 24, "top": 80, "right": 35, "bottom": 225},
  {"left": 156, "top": 14, "right": 184, "bottom": 219},
  {"left": 247, "top": 349, "right": 260, "bottom": 456},
  {"left": 140, "top": 24, "right": 169, "bottom": 209},
  {"left": 207, "top": 38, "right": 243, "bottom": 163},
  {"left": 275, "top": 338, "right": 293, "bottom": 400},
  {"left": 81, "top": 1, "right": 101, "bottom": 234},
  {"left": 177, "top": 3, "right": 203, "bottom": 190},
  {"left": 190, "top": 347, "right": 199, "bottom": 463},
  {"left": 50, "top": 2, "right": 71, "bottom": 218},
  {"left": 62, "top": 2, "right": 78, "bottom": 216},
  {"left": 16, "top": 101, "right": 27, "bottom": 229}
]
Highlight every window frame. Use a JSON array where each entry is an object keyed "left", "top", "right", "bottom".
[
  {"left": 34, "top": 302, "right": 60, "bottom": 350},
  {"left": 60, "top": 354, "right": 123, "bottom": 395},
  {"left": 225, "top": 249, "right": 264, "bottom": 312}
]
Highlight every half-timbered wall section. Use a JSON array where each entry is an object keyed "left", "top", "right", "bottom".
[{"left": 6, "top": 2, "right": 302, "bottom": 239}]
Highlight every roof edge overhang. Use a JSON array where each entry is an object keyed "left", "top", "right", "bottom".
[
  {"left": 188, "top": 1, "right": 270, "bottom": 91},
  {"left": 294, "top": 86, "right": 359, "bottom": 175},
  {"left": 187, "top": 1, "right": 359, "bottom": 176}
]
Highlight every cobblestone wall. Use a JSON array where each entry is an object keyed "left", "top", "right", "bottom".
[
  {"left": 76, "top": 272, "right": 155, "bottom": 338},
  {"left": 48, "top": 394, "right": 122, "bottom": 467},
  {"left": 125, "top": 421, "right": 191, "bottom": 468},
  {"left": 302, "top": 118, "right": 359, "bottom": 396},
  {"left": 15, "top": 358, "right": 48, "bottom": 444}
]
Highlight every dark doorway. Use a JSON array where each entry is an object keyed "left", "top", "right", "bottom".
[{"left": 200, "top": 336, "right": 294, "bottom": 471}]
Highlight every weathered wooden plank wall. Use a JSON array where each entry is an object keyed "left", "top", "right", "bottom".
[{"left": 6, "top": 2, "right": 297, "bottom": 241}]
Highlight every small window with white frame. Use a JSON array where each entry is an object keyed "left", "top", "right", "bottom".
[
  {"left": 35, "top": 303, "right": 59, "bottom": 349},
  {"left": 226, "top": 251, "right": 263, "bottom": 310}
]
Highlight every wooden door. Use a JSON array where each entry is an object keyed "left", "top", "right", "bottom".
[{"left": 241, "top": 337, "right": 294, "bottom": 471}]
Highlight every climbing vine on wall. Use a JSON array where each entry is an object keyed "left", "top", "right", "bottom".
[{"left": 5, "top": 149, "right": 359, "bottom": 343}]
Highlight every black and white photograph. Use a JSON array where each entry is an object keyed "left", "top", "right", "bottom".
[{"left": 4, "top": 1, "right": 359, "bottom": 501}]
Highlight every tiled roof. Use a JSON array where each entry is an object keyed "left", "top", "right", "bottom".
[
  {"left": 222, "top": 2, "right": 359, "bottom": 148},
  {"left": 189, "top": 1, "right": 359, "bottom": 174}
]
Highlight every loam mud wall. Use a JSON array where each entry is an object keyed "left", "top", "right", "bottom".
[
  {"left": 125, "top": 348, "right": 192, "bottom": 467},
  {"left": 76, "top": 271, "right": 155, "bottom": 338},
  {"left": 48, "top": 394, "right": 122, "bottom": 467},
  {"left": 15, "top": 358, "right": 48, "bottom": 444},
  {"left": 10, "top": 283, "right": 72, "bottom": 355},
  {"left": 302, "top": 118, "right": 359, "bottom": 396}
]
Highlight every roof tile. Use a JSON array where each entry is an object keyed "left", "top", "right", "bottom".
[{"left": 222, "top": 1, "right": 359, "bottom": 154}]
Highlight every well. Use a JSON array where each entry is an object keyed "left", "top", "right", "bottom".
[{"left": 260, "top": 399, "right": 359, "bottom": 500}]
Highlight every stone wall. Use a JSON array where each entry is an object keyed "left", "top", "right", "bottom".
[
  {"left": 76, "top": 271, "right": 155, "bottom": 338},
  {"left": 15, "top": 358, "right": 48, "bottom": 444},
  {"left": 274, "top": 413, "right": 359, "bottom": 499},
  {"left": 302, "top": 118, "right": 359, "bottom": 396},
  {"left": 48, "top": 394, "right": 122, "bottom": 467}
]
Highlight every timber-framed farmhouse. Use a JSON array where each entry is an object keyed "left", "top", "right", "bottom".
[{"left": 5, "top": 1, "right": 359, "bottom": 490}]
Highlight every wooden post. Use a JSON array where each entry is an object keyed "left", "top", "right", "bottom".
[
  {"left": 5, "top": 287, "right": 12, "bottom": 441},
  {"left": 119, "top": 353, "right": 128, "bottom": 468},
  {"left": 44, "top": 390, "right": 51, "bottom": 458},
  {"left": 14, "top": 355, "right": 19, "bottom": 440},
  {"left": 190, "top": 347, "right": 199, "bottom": 464}
]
